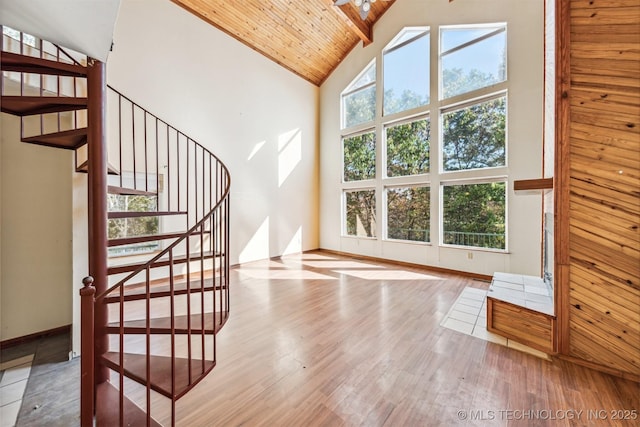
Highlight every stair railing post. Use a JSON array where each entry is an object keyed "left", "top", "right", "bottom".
[
  {"left": 87, "top": 58, "right": 109, "bottom": 383},
  {"left": 80, "top": 277, "right": 96, "bottom": 427}
]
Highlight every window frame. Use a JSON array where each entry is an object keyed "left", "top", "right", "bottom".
[
  {"left": 383, "top": 113, "right": 432, "bottom": 179},
  {"left": 384, "top": 183, "right": 431, "bottom": 244},
  {"left": 439, "top": 90, "right": 508, "bottom": 175},
  {"left": 341, "top": 59, "right": 377, "bottom": 130},
  {"left": 382, "top": 27, "right": 431, "bottom": 117},
  {"left": 439, "top": 177, "right": 509, "bottom": 252},
  {"left": 339, "top": 23, "right": 511, "bottom": 253},
  {"left": 342, "top": 187, "right": 378, "bottom": 239},
  {"left": 342, "top": 128, "right": 377, "bottom": 184},
  {"left": 439, "top": 23, "right": 507, "bottom": 101}
]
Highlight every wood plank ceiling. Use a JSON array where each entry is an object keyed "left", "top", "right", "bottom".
[{"left": 170, "top": 0, "right": 396, "bottom": 86}]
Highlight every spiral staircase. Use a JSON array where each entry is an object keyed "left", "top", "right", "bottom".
[{"left": 1, "top": 28, "right": 231, "bottom": 426}]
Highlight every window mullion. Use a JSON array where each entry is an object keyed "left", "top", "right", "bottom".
[{"left": 430, "top": 25, "right": 442, "bottom": 248}]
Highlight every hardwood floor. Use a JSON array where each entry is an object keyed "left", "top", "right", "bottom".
[
  {"left": 165, "top": 251, "right": 638, "bottom": 426},
  {"left": 3, "top": 250, "right": 638, "bottom": 426}
]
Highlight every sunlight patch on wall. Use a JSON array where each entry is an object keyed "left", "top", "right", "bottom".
[
  {"left": 278, "top": 128, "right": 301, "bottom": 187},
  {"left": 282, "top": 226, "right": 302, "bottom": 256},
  {"left": 239, "top": 216, "right": 270, "bottom": 264},
  {"left": 248, "top": 140, "right": 267, "bottom": 161}
]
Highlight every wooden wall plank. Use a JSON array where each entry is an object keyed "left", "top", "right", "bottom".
[
  {"left": 571, "top": 145, "right": 640, "bottom": 177},
  {"left": 571, "top": 178, "right": 639, "bottom": 213},
  {"left": 571, "top": 0, "right": 640, "bottom": 9},
  {"left": 571, "top": 155, "right": 639, "bottom": 190},
  {"left": 571, "top": 106, "right": 640, "bottom": 134},
  {"left": 570, "top": 195, "right": 639, "bottom": 240},
  {"left": 570, "top": 209, "right": 639, "bottom": 250},
  {"left": 571, "top": 138, "right": 639, "bottom": 170},
  {"left": 571, "top": 264, "right": 640, "bottom": 326},
  {"left": 572, "top": 122, "right": 640, "bottom": 151},
  {"left": 570, "top": 231, "right": 640, "bottom": 288},
  {"left": 569, "top": 325, "right": 639, "bottom": 374},
  {"left": 565, "top": 0, "right": 640, "bottom": 375},
  {"left": 572, "top": 60, "right": 640, "bottom": 84},
  {"left": 570, "top": 194, "right": 637, "bottom": 235},
  {"left": 569, "top": 315, "right": 639, "bottom": 364},
  {"left": 571, "top": 24, "right": 640, "bottom": 43}
]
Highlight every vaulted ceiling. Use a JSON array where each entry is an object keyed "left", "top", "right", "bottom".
[{"left": 170, "top": 0, "right": 396, "bottom": 86}]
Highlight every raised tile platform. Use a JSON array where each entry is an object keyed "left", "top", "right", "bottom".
[
  {"left": 488, "top": 272, "right": 553, "bottom": 316},
  {"left": 440, "top": 286, "right": 552, "bottom": 360}
]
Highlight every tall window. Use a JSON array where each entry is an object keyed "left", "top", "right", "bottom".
[
  {"left": 439, "top": 23, "right": 508, "bottom": 250},
  {"left": 442, "top": 182, "right": 506, "bottom": 249},
  {"left": 441, "top": 95, "right": 506, "bottom": 172},
  {"left": 345, "top": 190, "right": 376, "bottom": 238},
  {"left": 340, "top": 24, "right": 509, "bottom": 251},
  {"left": 387, "top": 186, "right": 430, "bottom": 242},
  {"left": 343, "top": 131, "right": 376, "bottom": 181},
  {"left": 386, "top": 117, "right": 430, "bottom": 177},
  {"left": 383, "top": 29, "right": 430, "bottom": 116},
  {"left": 342, "top": 61, "right": 376, "bottom": 128},
  {"left": 440, "top": 25, "right": 506, "bottom": 99}
]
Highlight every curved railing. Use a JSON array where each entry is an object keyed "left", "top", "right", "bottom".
[{"left": 90, "top": 86, "right": 231, "bottom": 426}]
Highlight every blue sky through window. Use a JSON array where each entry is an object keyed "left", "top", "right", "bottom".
[{"left": 383, "top": 31, "right": 429, "bottom": 115}]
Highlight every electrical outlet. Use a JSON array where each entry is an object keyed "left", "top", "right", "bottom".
[{"left": 467, "top": 252, "right": 473, "bottom": 260}]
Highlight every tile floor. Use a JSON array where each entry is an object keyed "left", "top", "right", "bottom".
[
  {"left": 440, "top": 286, "right": 551, "bottom": 360},
  {"left": 0, "top": 333, "right": 79, "bottom": 427},
  {"left": 489, "top": 272, "right": 554, "bottom": 315},
  {"left": 0, "top": 355, "right": 34, "bottom": 427}
]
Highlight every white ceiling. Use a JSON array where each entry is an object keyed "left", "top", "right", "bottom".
[{"left": 0, "top": 0, "right": 121, "bottom": 62}]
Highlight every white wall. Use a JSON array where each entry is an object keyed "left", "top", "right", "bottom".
[
  {"left": 319, "top": 0, "right": 545, "bottom": 276},
  {"left": 0, "top": 113, "right": 73, "bottom": 342},
  {"left": 107, "top": 0, "right": 320, "bottom": 265}
]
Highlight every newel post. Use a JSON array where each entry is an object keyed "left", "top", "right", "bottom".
[
  {"left": 87, "top": 58, "right": 109, "bottom": 383},
  {"left": 80, "top": 276, "right": 96, "bottom": 427}
]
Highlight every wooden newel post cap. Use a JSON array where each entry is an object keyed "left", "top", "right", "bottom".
[{"left": 80, "top": 276, "right": 96, "bottom": 296}]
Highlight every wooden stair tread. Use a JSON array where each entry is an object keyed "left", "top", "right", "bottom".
[
  {"left": 1, "top": 51, "right": 86, "bottom": 77},
  {"left": 101, "top": 352, "right": 215, "bottom": 399},
  {"left": 106, "top": 311, "right": 226, "bottom": 335},
  {"left": 107, "top": 251, "right": 218, "bottom": 275},
  {"left": 76, "top": 159, "right": 119, "bottom": 175},
  {"left": 108, "top": 230, "right": 210, "bottom": 247},
  {"left": 108, "top": 185, "right": 157, "bottom": 196},
  {"left": 0, "top": 95, "right": 87, "bottom": 116},
  {"left": 96, "top": 381, "right": 162, "bottom": 427},
  {"left": 21, "top": 128, "right": 87, "bottom": 150},
  {"left": 108, "top": 211, "right": 187, "bottom": 219},
  {"left": 103, "top": 276, "right": 222, "bottom": 303}
]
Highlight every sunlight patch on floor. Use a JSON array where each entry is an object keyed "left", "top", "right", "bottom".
[{"left": 333, "top": 269, "right": 442, "bottom": 281}]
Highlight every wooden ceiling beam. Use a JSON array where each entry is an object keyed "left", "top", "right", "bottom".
[{"left": 335, "top": 3, "right": 373, "bottom": 46}]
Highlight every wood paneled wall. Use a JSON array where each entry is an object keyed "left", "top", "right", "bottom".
[{"left": 556, "top": 0, "right": 640, "bottom": 380}]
